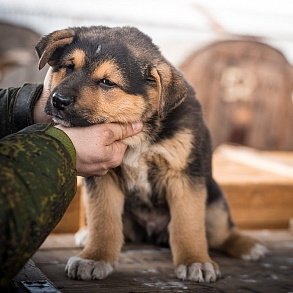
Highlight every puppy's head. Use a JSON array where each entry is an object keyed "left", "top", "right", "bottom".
[{"left": 36, "top": 26, "right": 187, "bottom": 127}]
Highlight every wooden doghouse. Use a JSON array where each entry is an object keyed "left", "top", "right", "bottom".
[{"left": 180, "top": 39, "right": 293, "bottom": 150}]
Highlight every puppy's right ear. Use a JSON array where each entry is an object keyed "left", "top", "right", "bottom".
[
  {"left": 150, "top": 62, "right": 188, "bottom": 118},
  {"left": 35, "top": 28, "right": 75, "bottom": 70}
]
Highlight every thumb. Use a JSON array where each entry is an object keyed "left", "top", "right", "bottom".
[{"left": 105, "top": 122, "right": 143, "bottom": 144}]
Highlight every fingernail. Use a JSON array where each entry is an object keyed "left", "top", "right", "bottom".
[{"left": 132, "top": 122, "right": 143, "bottom": 132}]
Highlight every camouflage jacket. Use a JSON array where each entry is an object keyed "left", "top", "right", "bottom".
[{"left": 0, "top": 84, "right": 77, "bottom": 285}]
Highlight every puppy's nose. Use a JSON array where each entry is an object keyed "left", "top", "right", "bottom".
[{"left": 52, "top": 92, "right": 74, "bottom": 110}]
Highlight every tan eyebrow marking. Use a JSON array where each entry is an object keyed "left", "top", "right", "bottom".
[
  {"left": 66, "top": 48, "right": 86, "bottom": 69},
  {"left": 91, "top": 61, "right": 125, "bottom": 86}
]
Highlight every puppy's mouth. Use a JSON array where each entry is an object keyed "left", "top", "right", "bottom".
[
  {"left": 51, "top": 112, "right": 93, "bottom": 127},
  {"left": 45, "top": 101, "right": 104, "bottom": 127}
]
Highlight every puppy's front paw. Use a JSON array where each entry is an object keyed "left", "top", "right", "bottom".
[
  {"left": 175, "top": 262, "right": 221, "bottom": 283},
  {"left": 65, "top": 256, "right": 113, "bottom": 280}
]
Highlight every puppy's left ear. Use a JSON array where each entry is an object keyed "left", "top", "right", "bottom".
[
  {"left": 150, "top": 63, "right": 188, "bottom": 118},
  {"left": 35, "top": 28, "right": 75, "bottom": 70}
]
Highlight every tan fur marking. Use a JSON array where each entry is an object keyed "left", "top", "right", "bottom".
[
  {"left": 79, "top": 173, "right": 124, "bottom": 263},
  {"left": 220, "top": 229, "right": 262, "bottom": 258},
  {"left": 150, "top": 65, "right": 172, "bottom": 116},
  {"left": 48, "top": 50, "right": 85, "bottom": 91},
  {"left": 68, "top": 49, "right": 86, "bottom": 69},
  {"left": 146, "top": 86, "right": 160, "bottom": 114},
  {"left": 149, "top": 68, "right": 162, "bottom": 112},
  {"left": 205, "top": 201, "right": 264, "bottom": 258},
  {"left": 166, "top": 177, "right": 212, "bottom": 266},
  {"left": 152, "top": 63, "right": 187, "bottom": 117},
  {"left": 123, "top": 149, "right": 152, "bottom": 204},
  {"left": 150, "top": 129, "right": 193, "bottom": 171},
  {"left": 79, "top": 87, "right": 146, "bottom": 123},
  {"left": 156, "top": 63, "right": 172, "bottom": 83},
  {"left": 51, "top": 69, "right": 66, "bottom": 91},
  {"left": 206, "top": 201, "right": 231, "bottom": 248},
  {"left": 92, "top": 61, "right": 125, "bottom": 86},
  {"left": 121, "top": 129, "right": 193, "bottom": 204}
]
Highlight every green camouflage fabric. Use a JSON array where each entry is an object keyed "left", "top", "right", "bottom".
[{"left": 0, "top": 85, "right": 77, "bottom": 286}]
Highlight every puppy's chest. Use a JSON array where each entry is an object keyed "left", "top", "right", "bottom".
[{"left": 120, "top": 145, "right": 163, "bottom": 207}]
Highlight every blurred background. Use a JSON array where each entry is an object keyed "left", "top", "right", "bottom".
[
  {"left": 1, "top": 3, "right": 292, "bottom": 289},
  {"left": 0, "top": 0, "right": 292, "bottom": 150}
]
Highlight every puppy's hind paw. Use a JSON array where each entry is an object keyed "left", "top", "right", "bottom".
[
  {"left": 241, "top": 243, "right": 269, "bottom": 261},
  {"left": 222, "top": 231, "right": 269, "bottom": 261},
  {"left": 175, "top": 262, "right": 221, "bottom": 283},
  {"left": 74, "top": 227, "right": 88, "bottom": 247}
]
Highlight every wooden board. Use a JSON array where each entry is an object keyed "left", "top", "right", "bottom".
[
  {"left": 53, "top": 177, "right": 85, "bottom": 233},
  {"left": 213, "top": 145, "right": 293, "bottom": 229}
]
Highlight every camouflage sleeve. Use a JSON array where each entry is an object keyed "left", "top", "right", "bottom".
[
  {"left": 0, "top": 123, "right": 77, "bottom": 285},
  {"left": 0, "top": 83, "right": 43, "bottom": 139}
]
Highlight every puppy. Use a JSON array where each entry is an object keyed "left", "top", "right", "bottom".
[{"left": 36, "top": 26, "right": 267, "bottom": 282}]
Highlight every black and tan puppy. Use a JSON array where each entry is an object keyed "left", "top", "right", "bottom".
[{"left": 36, "top": 26, "right": 267, "bottom": 282}]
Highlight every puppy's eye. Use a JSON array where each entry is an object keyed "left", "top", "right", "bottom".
[
  {"left": 146, "top": 77, "right": 156, "bottom": 84},
  {"left": 99, "top": 79, "right": 116, "bottom": 88},
  {"left": 65, "top": 63, "right": 75, "bottom": 73}
]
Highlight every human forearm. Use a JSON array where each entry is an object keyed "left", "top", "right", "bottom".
[
  {"left": 0, "top": 84, "right": 44, "bottom": 138},
  {"left": 0, "top": 123, "right": 77, "bottom": 283}
]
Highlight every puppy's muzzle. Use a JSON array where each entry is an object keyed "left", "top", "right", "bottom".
[{"left": 52, "top": 92, "right": 74, "bottom": 111}]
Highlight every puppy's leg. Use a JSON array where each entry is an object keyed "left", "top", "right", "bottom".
[
  {"left": 66, "top": 173, "right": 124, "bottom": 280},
  {"left": 167, "top": 176, "right": 220, "bottom": 283},
  {"left": 206, "top": 177, "right": 268, "bottom": 260}
]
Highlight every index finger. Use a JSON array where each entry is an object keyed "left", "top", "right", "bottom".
[{"left": 104, "top": 122, "right": 143, "bottom": 144}]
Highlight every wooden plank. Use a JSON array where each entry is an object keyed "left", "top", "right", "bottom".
[
  {"left": 53, "top": 177, "right": 85, "bottom": 233},
  {"left": 217, "top": 145, "right": 293, "bottom": 178},
  {"left": 213, "top": 145, "right": 293, "bottom": 184},
  {"left": 213, "top": 146, "right": 293, "bottom": 229},
  {"left": 223, "top": 184, "right": 293, "bottom": 229}
]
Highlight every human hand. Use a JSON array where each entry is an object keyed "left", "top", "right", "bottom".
[
  {"left": 33, "top": 67, "right": 53, "bottom": 123},
  {"left": 55, "top": 122, "right": 143, "bottom": 177}
]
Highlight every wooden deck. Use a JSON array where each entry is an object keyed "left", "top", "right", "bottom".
[{"left": 13, "top": 230, "right": 292, "bottom": 292}]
